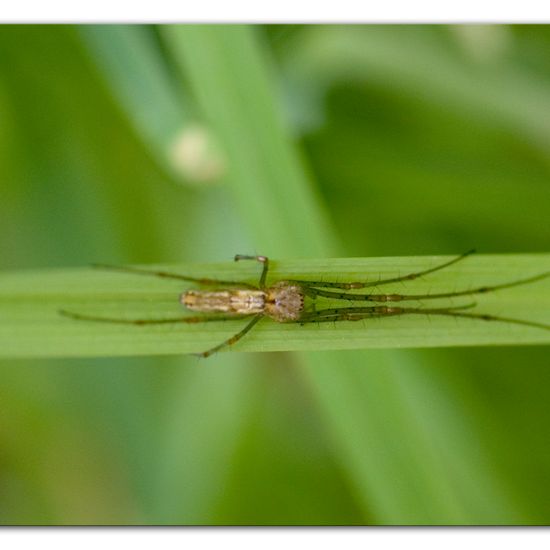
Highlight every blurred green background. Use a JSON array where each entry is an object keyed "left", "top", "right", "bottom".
[{"left": 1, "top": 24, "right": 550, "bottom": 525}]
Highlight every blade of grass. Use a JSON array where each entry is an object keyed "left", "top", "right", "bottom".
[
  {"left": 1, "top": 253, "right": 549, "bottom": 359},
  {"left": 77, "top": 25, "right": 225, "bottom": 186},
  {"left": 150, "top": 354, "right": 262, "bottom": 524},
  {"left": 161, "top": 25, "right": 337, "bottom": 258},
  {"left": 307, "top": 348, "right": 529, "bottom": 524}
]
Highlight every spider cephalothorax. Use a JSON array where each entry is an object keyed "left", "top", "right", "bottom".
[{"left": 264, "top": 282, "right": 305, "bottom": 322}]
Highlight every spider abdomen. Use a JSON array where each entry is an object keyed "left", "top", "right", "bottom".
[{"left": 181, "top": 289, "right": 266, "bottom": 314}]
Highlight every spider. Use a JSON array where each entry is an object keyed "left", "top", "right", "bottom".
[{"left": 59, "top": 251, "right": 550, "bottom": 358}]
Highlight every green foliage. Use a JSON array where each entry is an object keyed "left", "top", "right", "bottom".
[{"left": 1, "top": 24, "right": 550, "bottom": 525}]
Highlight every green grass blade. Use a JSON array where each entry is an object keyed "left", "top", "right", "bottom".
[
  {"left": 1, "top": 253, "right": 549, "bottom": 359},
  {"left": 307, "top": 349, "right": 529, "bottom": 524},
  {"left": 161, "top": 25, "right": 337, "bottom": 257},
  {"left": 150, "top": 355, "right": 262, "bottom": 524},
  {"left": 77, "top": 25, "right": 224, "bottom": 186}
]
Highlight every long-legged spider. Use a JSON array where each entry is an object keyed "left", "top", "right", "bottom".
[{"left": 59, "top": 251, "right": 550, "bottom": 358}]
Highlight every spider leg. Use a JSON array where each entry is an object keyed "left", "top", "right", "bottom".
[
  {"left": 302, "top": 271, "right": 550, "bottom": 302},
  {"left": 288, "top": 249, "right": 475, "bottom": 291},
  {"left": 296, "top": 303, "right": 550, "bottom": 332},
  {"left": 195, "top": 313, "right": 264, "bottom": 358},
  {"left": 92, "top": 263, "right": 257, "bottom": 289},
  {"left": 297, "top": 302, "right": 477, "bottom": 323},
  {"left": 234, "top": 254, "right": 270, "bottom": 289},
  {"left": 58, "top": 309, "right": 247, "bottom": 325}
]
